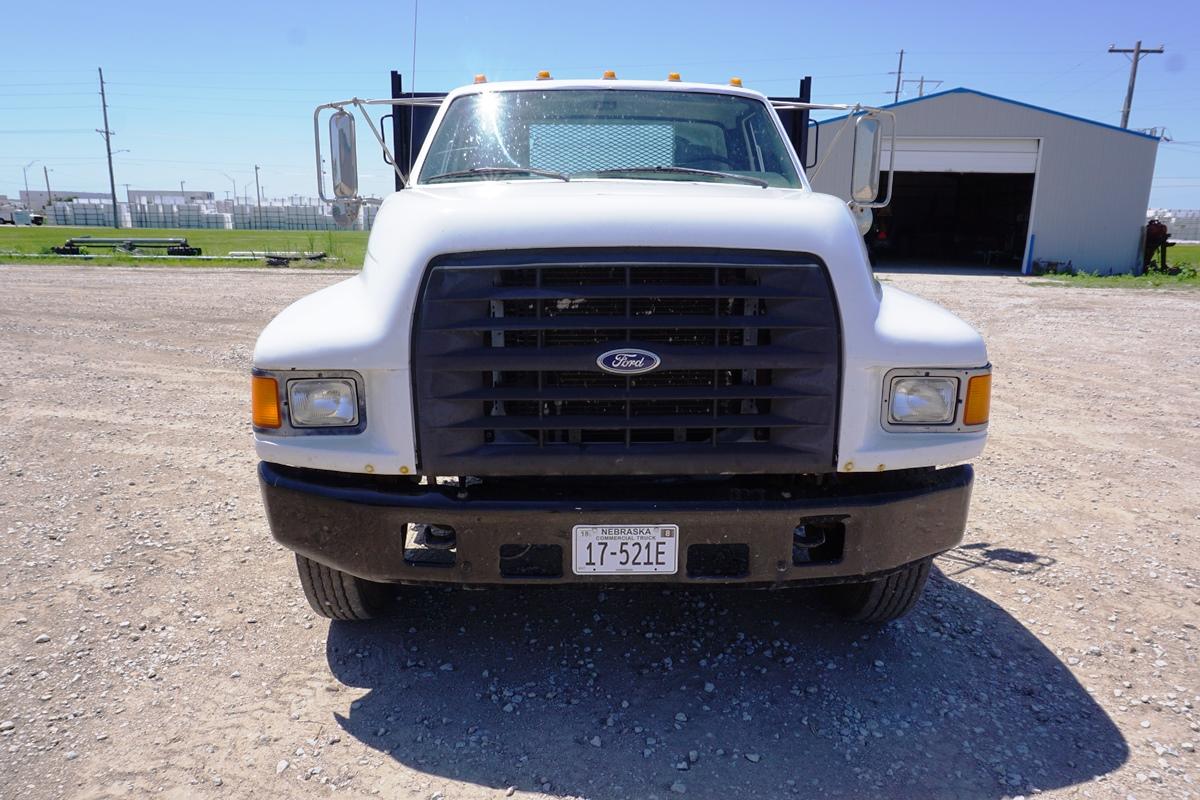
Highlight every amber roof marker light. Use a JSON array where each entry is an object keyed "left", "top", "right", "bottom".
[
  {"left": 473, "top": 73, "right": 487, "bottom": 84},
  {"left": 536, "top": 70, "right": 552, "bottom": 80},
  {"left": 602, "top": 70, "right": 617, "bottom": 80},
  {"left": 729, "top": 77, "right": 743, "bottom": 87},
  {"left": 667, "top": 72, "right": 682, "bottom": 82}
]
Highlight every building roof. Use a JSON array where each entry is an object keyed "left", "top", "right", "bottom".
[{"left": 816, "top": 87, "right": 1160, "bottom": 141}]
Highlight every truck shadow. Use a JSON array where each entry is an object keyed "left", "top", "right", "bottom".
[
  {"left": 324, "top": 568, "right": 1126, "bottom": 799},
  {"left": 938, "top": 541, "right": 1056, "bottom": 577}
]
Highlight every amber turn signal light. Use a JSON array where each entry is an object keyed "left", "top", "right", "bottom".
[
  {"left": 252, "top": 375, "right": 282, "bottom": 428},
  {"left": 963, "top": 373, "right": 991, "bottom": 426}
]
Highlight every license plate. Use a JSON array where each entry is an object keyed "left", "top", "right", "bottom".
[{"left": 572, "top": 524, "right": 679, "bottom": 575}]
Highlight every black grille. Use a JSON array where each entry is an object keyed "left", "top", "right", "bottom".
[{"left": 413, "top": 248, "right": 840, "bottom": 476}]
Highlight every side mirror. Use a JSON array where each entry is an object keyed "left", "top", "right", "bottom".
[
  {"left": 329, "top": 110, "right": 359, "bottom": 199},
  {"left": 850, "top": 115, "right": 882, "bottom": 204}
]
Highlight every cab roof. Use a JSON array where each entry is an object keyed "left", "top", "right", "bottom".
[{"left": 441, "top": 78, "right": 771, "bottom": 105}]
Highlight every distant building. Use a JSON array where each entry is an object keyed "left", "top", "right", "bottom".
[
  {"left": 127, "top": 189, "right": 215, "bottom": 205},
  {"left": 20, "top": 190, "right": 111, "bottom": 208},
  {"left": 810, "top": 88, "right": 1160, "bottom": 274}
]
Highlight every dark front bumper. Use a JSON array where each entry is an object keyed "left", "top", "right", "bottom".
[{"left": 258, "top": 463, "right": 973, "bottom": 586}]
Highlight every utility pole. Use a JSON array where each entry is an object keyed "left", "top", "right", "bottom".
[
  {"left": 1109, "top": 41, "right": 1164, "bottom": 128},
  {"left": 903, "top": 76, "right": 942, "bottom": 97},
  {"left": 890, "top": 49, "right": 905, "bottom": 103},
  {"left": 22, "top": 160, "right": 36, "bottom": 203},
  {"left": 219, "top": 172, "right": 236, "bottom": 206},
  {"left": 43, "top": 166, "right": 53, "bottom": 212},
  {"left": 97, "top": 67, "right": 120, "bottom": 228},
  {"left": 254, "top": 165, "right": 262, "bottom": 229}
]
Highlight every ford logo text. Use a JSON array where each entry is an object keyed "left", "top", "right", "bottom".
[{"left": 596, "top": 348, "right": 662, "bottom": 375}]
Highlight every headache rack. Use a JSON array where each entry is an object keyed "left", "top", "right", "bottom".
[{"left": 412, "top": 248, "right": 841, "bottom": 476}]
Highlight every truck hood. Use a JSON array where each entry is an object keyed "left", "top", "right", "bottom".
[
  {"left": 371, "top": 179, "right": 861, "bottom": 261},
  {"left": 360, "top": 178, "right": 878, "bottom": 320},
  {"left": 254, "top": 180, "right": 983, "bottom": 373}
]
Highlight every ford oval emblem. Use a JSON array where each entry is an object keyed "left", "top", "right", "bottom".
[{"left": 597, "top": 348, "right": 661, "bottom": 375}]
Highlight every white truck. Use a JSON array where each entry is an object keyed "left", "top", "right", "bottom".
[{"left": 252, "top": 75, "right": 991, "bottom": 623}]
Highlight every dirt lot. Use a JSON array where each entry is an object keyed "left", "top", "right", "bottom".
[{"left": 0, "top": 264, "right": 1197, "bottom": 800}]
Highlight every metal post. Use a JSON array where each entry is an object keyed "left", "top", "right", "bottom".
[
  {"left": 22, "top": 161, "right": 35, "bottom": 200},
  {"left": 43, "top": 166, "right": 52, "bottom": 212},
  {"left": 797, "top": 76, "right": 813, "bottom": 166},
  {"left": 891, "top": 49, "right": 904, "bottom": 103},
  {"left": 1109, "top": 41, "right": 1164, "bottom": 129},
  {"left": 254, "top": 165, "right": 262, "bottom": 229},
  {"left": 390, "top": 70, "right": 405, "bottom": 191},
  {"left": 97, "top": 68, "right": 120, "bottom": 228}
]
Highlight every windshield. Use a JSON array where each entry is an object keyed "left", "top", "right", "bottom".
[{"left": 417, "top": 89, "right": 803, "bottom": 188}]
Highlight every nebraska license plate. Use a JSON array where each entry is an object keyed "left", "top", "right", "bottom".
[{"left": 571, "top": 524, "right": 679, "bottom": 575}]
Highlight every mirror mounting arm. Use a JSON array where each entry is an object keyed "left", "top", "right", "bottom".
[{"left": 313, "top": 96, "right": 446, "bottom": 206}]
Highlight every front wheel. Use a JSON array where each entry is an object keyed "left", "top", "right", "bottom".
[
  {"left": 295, "top": 554, "right": 395, "bottom": 620},
  {"left": 828, "top": 558, "right": 932, "bottom": 623}
]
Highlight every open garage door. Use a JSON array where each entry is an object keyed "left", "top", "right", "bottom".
[
  {"left": 871, "top": 172, "right": 1034, "bottom": 268},
  {"left": 870, "top": 138, "right": 1038, "bottom": 269}
]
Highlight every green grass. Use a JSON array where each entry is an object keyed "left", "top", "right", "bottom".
[
  {"left": 1035, "top": 243, "right": 1200, "bottom": 289},
  {"left": 0, "top": 226, "right": 369, "bottom": 268}
]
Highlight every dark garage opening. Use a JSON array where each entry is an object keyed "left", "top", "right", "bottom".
[{"left": 869, "top": 171, "right": 1034, "bottom": 269}]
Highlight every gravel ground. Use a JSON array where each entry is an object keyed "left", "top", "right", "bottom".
[{"left": 0, "top": 264, "right": 1197, "bottom": 800}]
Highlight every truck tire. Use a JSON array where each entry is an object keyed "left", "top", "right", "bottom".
[
  {"left": 295, "top": 554, "right": 393, "bottom": 620},
  {"left": 830, "top": 558, "right": 931, "bottom": 623}
]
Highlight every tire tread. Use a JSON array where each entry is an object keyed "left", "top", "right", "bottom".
[
  {"left": 295, "top": 554, "right": 391, "bottom": 620},
  {"left": 833, "top": 558, "right": 931, "bottom": 623}
]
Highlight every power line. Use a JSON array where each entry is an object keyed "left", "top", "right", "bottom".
[
  {"left": 1108, "top": 41, "right": 1164, "bottom": 128},
  {"left": 0, "top": 129, "right": 93, "bottom": 134}
]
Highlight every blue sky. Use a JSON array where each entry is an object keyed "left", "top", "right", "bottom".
[{"left": 2, "top": 0, "right": 1198, "bottom": 207}]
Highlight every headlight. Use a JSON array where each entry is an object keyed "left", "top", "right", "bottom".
[
  {"left": 288, "top": 378, "right": 359, "bottom": 427},
  {"left": 888, "top": 376, "right": 957, "bottom": 425}
]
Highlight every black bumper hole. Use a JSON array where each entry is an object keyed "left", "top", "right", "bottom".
[
  {"left": 499, "top": 544, "right": 562, "bottom": 578},
  {"left": 792, "top": 517, "right": 846, "bottom": 566},
  {"left": 405, "top": 523, "right": 457, "bottom": 568},
  {"left": 687, "top": 544, "right": 750, "bottom": 578}
]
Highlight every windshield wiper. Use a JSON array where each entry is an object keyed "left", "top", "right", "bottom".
[
  {"left": 424, "top": 166, "right": 570, "bottom": 184},
  {"left": 583, "top": 166, "right": 769, "bottom": 188}
]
